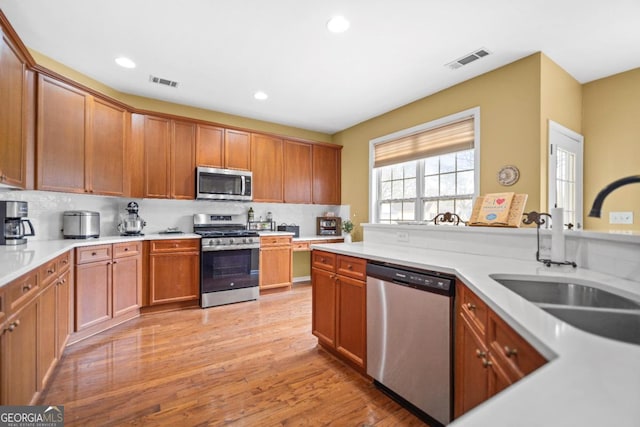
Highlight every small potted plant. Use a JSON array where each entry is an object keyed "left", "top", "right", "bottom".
[{"left": 342, "top": 219, "right": 354, "bottom": 243}]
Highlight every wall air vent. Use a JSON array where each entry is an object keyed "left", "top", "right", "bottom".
[
  {"left": 149, "top": 75, "right": 179, "bottom": 88},
  {"left": 446, "top": 48, "right": 491, "bottom": 70}
]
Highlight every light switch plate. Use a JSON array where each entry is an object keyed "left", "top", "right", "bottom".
[{"left": 609, "top": 211, "right": 634, "bottom": 224}]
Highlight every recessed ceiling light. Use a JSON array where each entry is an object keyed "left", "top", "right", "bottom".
[
  {"left": 254, "top": 91, "right": 268, "bottom": 101},
  {"left": 115, "top": 56, "right": 136, "bottom": 69},
  {"left": 327, "top": 16, "right": 350, "bottom": 33}
]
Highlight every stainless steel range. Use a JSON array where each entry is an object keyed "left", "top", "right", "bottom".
[{"left": 194, "top": 213, "right": 260, "bottom": 308}]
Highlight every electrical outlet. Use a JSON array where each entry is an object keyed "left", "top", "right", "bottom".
[
  {"left": 396, "top": 231, "right": 409, "bottom": 242},
  {"left": 609, "top": 211, "right": 634, "bottom": 225}
]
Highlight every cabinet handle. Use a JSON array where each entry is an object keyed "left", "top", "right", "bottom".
[
  {"left": 466, "top": 302, "right": 476, "bottom": 311},
  {"left": 475, "top": 349, "right": 486, "bottom": 358},
  {"left": 62, "top": 259, "right": 68, "bottom": 265},
  {"left": 47, "top": 269, "right": 55, "bottom": 274},
  {"left": 481, "top": 357, "right": 492, "bottom": 368},
  {"left": 124, "top": 247, "right": 129, "bottom": 251},
  {"left": 22, "top": 284, "right": 32, "bottom": 292},
  {"left": 504, "top": 346, "right": 518, "bottom": 358},
  {"left": 91, "top": 252, "right": 97, "bottom": 256},
  {"left": 347, "top": 264, "right": 353, "bottom": 270},
  {"left": 8, "top": 320, "right": 21, "bottom": 332},
  {"left": 113, "top": 261, "right": 117, "bottom": 265}
]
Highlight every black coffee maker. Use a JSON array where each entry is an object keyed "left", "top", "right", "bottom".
[{"left": 1, "top": 200, "right": 35, "bottom": 245}]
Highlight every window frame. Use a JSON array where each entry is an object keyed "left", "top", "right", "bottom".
[{"left": 369, "top": 107, "right": 481, "bottom": 223}]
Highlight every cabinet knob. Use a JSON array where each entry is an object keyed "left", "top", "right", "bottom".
[
  {"left": 347, "top": 264, "right": 353, "bottom": 270},
  {"left": 91, "top": 252, "right": 97, "bottom": 256},
  {"left": 481, "top": 357, "right": 492, "bottom": 368},
  {"left": 475, "top": 349, "right": 486, "bottom": 358},
  {"left": 62, "top": 259, "right": 68, "bottom": 264},
  {"left": 8, "top": 320, "right": 21, "bottom": 332},
  {"left": 124, "top": 247, "right": 129, "bottom": 251},
  {"left": 466, "top": 302, "right": 476, "bottom": 311},
  {"left": 22, "top": 284, "right": 32, "bottom": 292},
  {"left": 503, "top": 346, "right": 518, "bottom": 358}
]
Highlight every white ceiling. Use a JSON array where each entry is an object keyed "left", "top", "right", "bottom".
[{"left": 1, "top": 0, "right": 639, "bottom": 134}]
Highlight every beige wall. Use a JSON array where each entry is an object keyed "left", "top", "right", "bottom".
[
  {"left": 30, "top": 50, "right": 332, "bottom": 144},
  {"left": 582, "top": 68, "right": 640, "bottom": 231},
  {"left": 334, "top": 53, "right": 544, "bottom": 240}
]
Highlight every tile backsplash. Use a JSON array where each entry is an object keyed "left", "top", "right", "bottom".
[{"left": 0, "top": 189, "right": 350, "bottom": 240}]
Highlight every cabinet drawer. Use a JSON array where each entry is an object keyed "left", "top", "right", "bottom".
[
  {"left": 39, "top": 257, "right": 59, "bottom": 286},
  {"left": 57, "top": 251, "right": 71, "bottom": 273},
  {"left": 488, "top": 312, "right": 547, "bottom": 378},
  {"left": 336, "top": 255, "right": 366, "bottom": 281},
  {"left": 113, "top": 241, "right": 142, "bottom": 258},
  {"left": 150, "top": 239, "right": 199, "bottom": 253},
  {"left": 312, "top": 250, "right": 336, "bottom": 272},
  {"left": 459, "top": 284, "right": 489, "bottom": 336},
  {"left": 6, "top": 271, "right": 39, "bottom": 314},
  {"left": 76, "top": 245, "right": 112, "bottom": 264},
  {"left": 260, "top": 235, "right": 292, "bottom": 247},
  {"left": 291, "top": 241, "right": 310, "bottom": 252}
]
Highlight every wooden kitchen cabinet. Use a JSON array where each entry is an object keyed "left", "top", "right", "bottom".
[
  {"left": 259, "top": 235, "right": 292, "bottom": 291},
  {"left": 251, "top": 133, "right": 284, "bottom": 202},
  {"left": 0, "top": 28, "right": 32, "bottom": 189},
  {"left": 148, "top": 239, "right": 200, "bottom": 305},
  {"left": 311, "top": 250, "right": 366, "bottom": 371},
  {"left": 74, "top": 242, "right": 141, "bottom": 338},
  {"left": 454, "top": 281, "right": 547, "bottom": 419},
  {"left": 224, "top": 129, "right": 251, "bottom": 171},
  {"left": 312, "top": 144, "right": 341, "bottom": 205},
  {"left": 87, "top": 97, "right": 128, "bottom": 196},
  {"left": 283, "top": 140, "right": 313, "bottom": 204},
  {"left": 143, "top": 116, "right": 196, "bottom": 199},
  {"left": 37, "top": 74, "right": 128, "bottom": 196},
  {"left": 196, "top": 123, "right": 224, "bottom": 168}
]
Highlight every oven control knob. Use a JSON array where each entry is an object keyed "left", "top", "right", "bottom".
[
  {"left": 243, "top": 238, "right": 249, "bottom": 244},
  {"left": 229, "top": 238, "right": 235, "bottom": 244},
  {"left": 214, "top": 239, "right": 221, "bottom": 246}
]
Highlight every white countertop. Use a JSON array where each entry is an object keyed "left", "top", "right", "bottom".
[
  {"left": 0, "top": 233, "right": 200, "bottom": 288},
  {"left": 311, "top": 241, "right": 640, "bottom": 427}
]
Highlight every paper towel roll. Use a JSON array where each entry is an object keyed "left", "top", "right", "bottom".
[{"left": 551, "top": 207, "right": 565, "bottom": 262}]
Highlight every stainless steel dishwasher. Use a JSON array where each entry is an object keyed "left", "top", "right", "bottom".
[{"left": 367, "top": 262, "right": 454, "bottom": 427}]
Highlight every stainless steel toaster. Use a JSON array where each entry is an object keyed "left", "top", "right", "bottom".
[{"left": 63, "top": 211, "right": 100, "bottom": 239}]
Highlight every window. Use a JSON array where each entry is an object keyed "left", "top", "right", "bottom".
[{"left": 370, "top": 108, "right": 480, "bottom": 224}]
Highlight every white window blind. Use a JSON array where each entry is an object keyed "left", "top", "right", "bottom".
[{"left": 373, "top": 118, "right": 474, "bottom": 168}]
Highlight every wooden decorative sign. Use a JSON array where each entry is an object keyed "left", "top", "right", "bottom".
[{"left": 468, "top": 193, "right": 528, "bottom": 227}]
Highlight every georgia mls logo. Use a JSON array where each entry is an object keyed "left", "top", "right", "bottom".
[{"left": 0, "top": 405, "right": 64, "bottom": 427}]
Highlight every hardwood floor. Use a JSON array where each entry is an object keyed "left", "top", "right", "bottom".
[{"left": 39, "top": 283, "right": 425, "bottom": 426}]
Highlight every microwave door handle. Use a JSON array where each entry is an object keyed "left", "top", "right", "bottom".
[
  {"left": 241, "top": 176, "right": 246, "bottom": 195},
  {"left": 22, "top": 219, "right": 36, "bottom": 237}
]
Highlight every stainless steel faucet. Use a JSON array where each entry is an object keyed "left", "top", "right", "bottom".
[{"left": 588, "top": 175, "right": 640, "bottom": 218}]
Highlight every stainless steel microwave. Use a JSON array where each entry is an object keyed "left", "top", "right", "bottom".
[{"left": 196, "top": 167, "right": 253, "bottom": 201}]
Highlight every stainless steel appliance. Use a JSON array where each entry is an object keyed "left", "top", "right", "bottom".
[
  {"left": 194, "top": 213, "right": 260, "bottom": 308},
  {"left": 366, "top": 262, "right": 455, "bottom": 427},
  {"left": 196, "top": 167, "right": 252, "bottom": 201},
  {"left": 118, "top": 202, "right": 146, "bottom": 235},
  {"left": 1, "top": 201, "right": 35, "bottom": 245},
  {"left": 63, "top": 211, "right": 100, "bottom": 239}
]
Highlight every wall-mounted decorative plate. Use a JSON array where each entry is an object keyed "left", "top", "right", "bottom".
[{"left": 497, "top": 165, "right": 520, "bottom": 186}]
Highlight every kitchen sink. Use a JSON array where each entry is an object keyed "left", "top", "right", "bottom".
[
  {"left": 490, "top": 277, "right": 640, "bottom": 310},
  {"left": 490, "top": 275, "right": 640, "bottom": 345},
  {"left": 541, "top": 307, "right": 640, "bottom": 346}
]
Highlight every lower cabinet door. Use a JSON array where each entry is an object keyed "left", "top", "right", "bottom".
[
  {"left": 56, "top": 270, "right": 71, "bottom": 356},
  {"left": 311, "top": 267, "right": 336, "bottom": 347},
  {"left": 75, "top": 261, "right": 112, "bottom": 330},
  {"left": 2, "top": 300, "right": 38, "bottom": 405},
  {"left": 259, "top": 246, "right": 292, "bottom": 290},
  {"left": 112, "top": 255, "right": 141, "bottom": 317},
  {"left": 38, "top": 283, "right": 57, "bottom": 390},
  {"left": 149, "top": 252, "right": 199, "bottom": 304},
  {"left": 454, "top": 314, "right": 489, "bottom": 417},
  {"left": 335, "top": 275, "right": 366, "bottom": 368}
]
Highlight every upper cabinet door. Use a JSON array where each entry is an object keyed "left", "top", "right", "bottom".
[
  {"left": 143, "top": 116, "right": 171, "bottom": 198},
  {"left": 171, "top": 120, "right": 196, "bottom": 199},
  {"left": 283, "top": 140, "right": 313, "bottom": 204},
  {"left": 37, "top": 75, "right": 87, "bottom": 193},
  {"left": 196, "top": 124, "right": 224, "bottom": 168},
  {"left": 251, "top": 133, "right": 283, "bottom": 203},
  {"left": 88, "top": 98, "right": 127, "bottom": 196},
  {"left": 224, "top": 129, "right": 251, "bottom": 171},
  {"left": 0, "top": 30, "right": 29, "bottom": 189},
  {"left": 312, "top": 144, "right": 342, "bottom": 205}
]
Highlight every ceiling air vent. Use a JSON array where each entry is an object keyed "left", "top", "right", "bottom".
[
  {"left": 149, "top": 75, "right": 179, "bottom": 88},
  {"left": 446, "top": 48, "right": 491, "bottom": 70}
]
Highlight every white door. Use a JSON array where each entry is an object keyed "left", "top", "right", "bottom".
[{"left": 548, "top": 120, "right": 584, "bottom": 229}]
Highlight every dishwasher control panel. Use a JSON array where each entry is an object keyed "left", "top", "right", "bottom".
[{"left": 366, "top": 262, "right": 454, "bottom": 296}]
